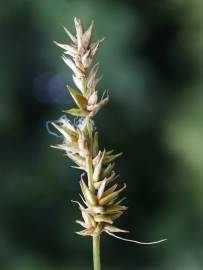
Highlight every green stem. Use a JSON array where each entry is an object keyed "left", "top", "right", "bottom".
[
  {"left": 86, "top": 155, "right": 94, "bottom": 192},
  {"left": 86, "top": 116, "right": 101, "bottom": 270},
  {"left": 86, "top": 116, "right": 94, "bottom": 192},
  {"left": 86, "top": 116, "right": 93, "bottom": 143},
  {"left": 93, "top": 235, "right": 101, "bottom": 270},
  {"left": 81, "top": 77, "right": 87, "bottom": 95}
]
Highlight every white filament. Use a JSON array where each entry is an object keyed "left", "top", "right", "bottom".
[{"left": 106, "top": 231, "right": 167, "bottom": 245}]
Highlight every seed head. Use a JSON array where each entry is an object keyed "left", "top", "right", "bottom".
[{"left": 48, "top": 18, "right": 167, "bottom": 245}]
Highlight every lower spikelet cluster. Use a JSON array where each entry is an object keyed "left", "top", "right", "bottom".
[
  {"left": 50, "top": 116, "right": 128, "bottom": 236},
  {"left": 77, "top": 179, "right": 128, "bottom": 236}
]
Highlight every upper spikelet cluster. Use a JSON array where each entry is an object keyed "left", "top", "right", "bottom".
[
  {"left": 54, "top": 18, "right": 108, "bottom": 118},
  {"left": 50, "top": 18, "right": 128, "bottom": 237}
]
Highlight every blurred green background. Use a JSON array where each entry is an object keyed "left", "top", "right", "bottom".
[{"left": 1, "top": 0, "right": 203, "bottom": 269}]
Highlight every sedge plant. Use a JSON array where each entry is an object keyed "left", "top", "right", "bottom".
[{"left": 48, "top": 18, "right": 166, "bottom": 270}]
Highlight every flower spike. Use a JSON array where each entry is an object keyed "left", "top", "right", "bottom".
[{"left": 48, "top": 17, "right": 166, "bottom": 270}]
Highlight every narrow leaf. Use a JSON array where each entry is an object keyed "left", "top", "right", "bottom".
[
  {"left": 104, "top": 225, "right": 129, "bottom": 233},
  {"left": 63, "top": 108, "right": 89, "bottom": 117},
  {"left": 99, "top": 184, "right": 126, "bottom": 206},
  {"left": 67, "top": 85, "right": 88, "bottom": 109},
  {"left": 80, "top": 178, "right": 98, "bottom": 206}
]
